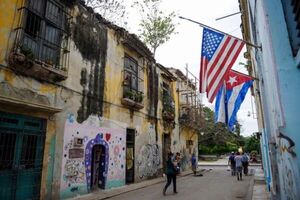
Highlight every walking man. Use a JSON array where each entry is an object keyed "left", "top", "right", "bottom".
[
  {"left": 191, "top": 153, "right": 197, "bottom": 175},
  {"left": 242, "top": 152, "right": 249, "bottom": 175},
  {"left": 163, "top": 152, "right": 177, "bottom": 195},
  {"left": 235, "top": 152, "right": 243, "bottom": 181},
  {"left": 228, "top": 152, "right": 236, "bottom": 176}
]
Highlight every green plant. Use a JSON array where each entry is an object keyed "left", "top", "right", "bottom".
[
  {"left": 45, "top": 58, "right": 54, "bottom": 65},
  {"left": 19, "top": 45, "right": 35, "bottom": 61},
  {"left": 124, "top": 89, "right": 135, "bottom": 100},
  {"left": 133, "top": 0, "right": 177, "bottom": 56},
  {"left": 135, "top": 92, "right": 143, "bottom": 103}
]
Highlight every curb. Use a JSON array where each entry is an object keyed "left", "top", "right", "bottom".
[{"left": 251, "top": 169, "right": 271, "bottom": 200}]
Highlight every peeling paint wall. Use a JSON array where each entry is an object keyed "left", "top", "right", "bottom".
[
  {"left": 105, "top": 28, "right": 165, "bottom": 182},
  {"left": 71, "top": 6, "right": 108, "bottom": 123},
  {"left": 0, "top": 0, "right": 23, "bottom": 65},
  {"left": 136, "top": 124, "right": 161, "bottom": 179},
  {"left": 1, "top": 1, "right": 199, "bottom": 199}
]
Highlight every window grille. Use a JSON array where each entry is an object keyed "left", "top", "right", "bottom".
[
  {"left": 14, "top": 0, "right": 69, "bottom": 69},
  {"left": 282, "top": 0, "right": 300, "bottom": 55},
  {"left": 123, "top": 56, "right": 144, "bottom": 97}
]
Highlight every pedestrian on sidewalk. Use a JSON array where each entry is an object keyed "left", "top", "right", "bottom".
[
  {"left": 228, "top": 152, "right": 236, "bottom": 176},
  {"left": 191, "top": 153, "right": 197, "bottom": 175},
  {"left": 234, "top": 152, "right": 243, "bottom": 181},
  {"left": 242, "top": 152, "right": 249, "bottom": 175},
  {"left": 174, "top": 152, "right": 181, "bottom": 174},
  {"left": 163, "top": 152, "right": 178, "bottom": 195}
]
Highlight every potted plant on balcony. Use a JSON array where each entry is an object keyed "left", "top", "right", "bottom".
[
  {"left": 135, "top": 92, "right": 143, "bottom": 103},
  {"left": 162, "top": 107, "right": 175, "bottom": 121},
  {"left": 19, "top": 45, "right": 35, "bottom": 61},
  {"left": 134, "top": 91, "right": 144, "bottom": 109},
  {"left": 45, "top": 58, "right": 54, "bottom": 66},
  {"left": 121, "top": 89, "right": 136, "bottom": 107}
]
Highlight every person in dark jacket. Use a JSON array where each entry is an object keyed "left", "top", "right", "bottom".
[
  {"left": 163, "top": 152, "right": 177, "bottom": 195},
  {"left": 228, "top": 152, "right": 236, "bottom": 176},
  {"left": 191, "top": 153, "right": 197, "bottom": 175}
]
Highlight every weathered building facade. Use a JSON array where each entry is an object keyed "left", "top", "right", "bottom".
[
  {"left": 240, "top": 0, "right": 300, "bottom": 199},
  {"left": 0, "top": 0, "right": 199, "bottom": 199}
]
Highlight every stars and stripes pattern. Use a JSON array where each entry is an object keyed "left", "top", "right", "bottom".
[{"left": 199, "top": 27, "right": 245, "bottom": 103}]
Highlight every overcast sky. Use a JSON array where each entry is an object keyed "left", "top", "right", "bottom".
[{"left": 126, "top": 0, "right": 258, "bottom": 136}]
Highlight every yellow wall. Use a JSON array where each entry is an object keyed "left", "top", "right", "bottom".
[{"left": 0, "top": 0, "right": 24, "bottom": 65}]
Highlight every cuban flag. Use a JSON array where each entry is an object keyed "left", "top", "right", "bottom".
[{"left": 214, "top": 70, "right": 253, "bottom": 131}]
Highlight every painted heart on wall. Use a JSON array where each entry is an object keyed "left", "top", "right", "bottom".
[{"left": 105, "top": 133, "right": 111, "bottom": 141}]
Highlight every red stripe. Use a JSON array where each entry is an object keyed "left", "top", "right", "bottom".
[
  {"left": 207, "top": 41, "right": 245, "bottom": 102},
  {"left": 207, "top": 39, "right": 239, "bottom": 92},
  {"left": 206, "top": 37, "right": 231, "bottom": 76}
]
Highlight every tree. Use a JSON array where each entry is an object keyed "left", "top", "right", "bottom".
[
  {"left": 133, "top": 0, "right": 177, "bottom": 56},
  {"left": 86, "top": 0, "right": 127, "bottom": 27},
  {"left": 199, "top": 106, "right": 242, "bottom": 155},
  {"left": 244, "top": 133, "right": 260, "bottom": 153}
]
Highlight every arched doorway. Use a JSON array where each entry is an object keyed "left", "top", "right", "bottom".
[
  {"left": 85, "top": 134, "right": 109, "bottom": 191},
  {"left": 91, "top": 145, "right": 106, "bottom": 190}
]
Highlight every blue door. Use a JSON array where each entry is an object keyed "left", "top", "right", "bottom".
[{"left": 0, "top": 112, "right": 46, "bottom": 200}]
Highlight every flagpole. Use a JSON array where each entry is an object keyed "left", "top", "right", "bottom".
[{"left": 179, "top": 16, "right": 262, "bottom": 49}]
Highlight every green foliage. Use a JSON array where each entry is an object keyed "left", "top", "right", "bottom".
[
  {"left": 86, "top": 0, "right": 127, "bottom": 27},
  {"left": 199, "top": 106, "right": 243, "bottom": 155},
  {"left": 133, "top": 0, "right": 177, "bottom": 56},
  {"left": 244, "top": 133, "right": 260, "bottom": 153},
  {"left": 20, "top": 45, "right": 35, "bottom": 61},
  {"left": 135, "top": 92, "right": 143, "bottom": 103}
]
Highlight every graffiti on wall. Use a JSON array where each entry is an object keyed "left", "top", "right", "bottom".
[
  {"left": 278, "top": 138, "right": 300, "bottom": 199},
  {"left": 60, "top": 114, "right": 126, "bottom": 199},
  {"left": 180, "top": 148, "right": 189, "bottom": 171},
  {"left": 108, "top": 135, "right": 125, "bottom": 180},
  {"left": 148, "top": 124, "right": 156, "bottom": 144},
  {"left": 137, "top": 144, "right": 160, "bottom": 178},
  {"left": 64, "top": 159, "right": 85, "bottom": 185}
]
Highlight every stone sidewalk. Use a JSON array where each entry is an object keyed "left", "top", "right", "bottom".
[{"left": 252, "top": 168, "right": 271, "bottom": 200}]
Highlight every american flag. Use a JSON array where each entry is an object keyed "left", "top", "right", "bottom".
[{"left": 199, "top": 27, "right": 244, "bottom": 103}]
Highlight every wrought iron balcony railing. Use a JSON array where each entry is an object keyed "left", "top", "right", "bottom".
[{"left": 9, "top": 2, "right": 70, "bottom": 82}]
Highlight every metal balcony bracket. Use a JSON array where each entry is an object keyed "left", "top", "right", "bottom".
[{"left": 278, "top": 132, "right": 296, "bottom": 157}]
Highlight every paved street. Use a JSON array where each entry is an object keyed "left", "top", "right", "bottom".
[{"left": 106, "top": 167, "right": 255, "bottom": 200}]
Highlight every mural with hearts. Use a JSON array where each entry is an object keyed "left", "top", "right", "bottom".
[{"left": 60, "top": 114, "right": 126, "bottom": 199}]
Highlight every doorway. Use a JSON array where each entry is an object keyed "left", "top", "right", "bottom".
[
  {"left": 126, "top": 129, "right": 135, "bottom": 184},
  {"left": 91, "top": 145, "right": 106, "bottom": 190},
  {"left": 163, "top": 133, "right": 171, "bottom": 170},
  {"left": 0, "top": 111, "right": 46, "bottom": 200}
]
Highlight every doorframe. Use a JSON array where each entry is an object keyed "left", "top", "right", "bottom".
[
  {"left": 90, "top": 144, "right": 106, "bottom": 190},
  {"left": 84, "top": 134, "right": 109, "bottom": 191},
  {"left": 162, "top": 133, "right": 171, "bottom": 170},
  {"left": 125, "top": 128, "right": 135, "bottom": 184},
  {"left": 0, "top": 111, "right": 47, "bottom": 200}
]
